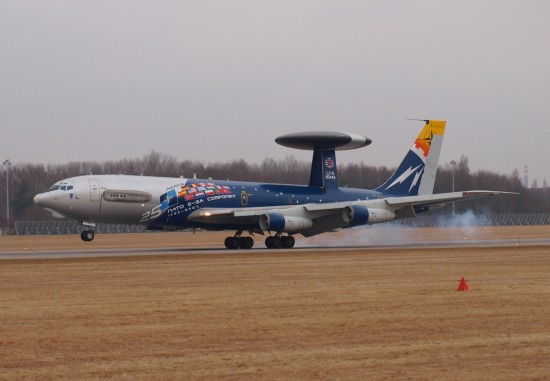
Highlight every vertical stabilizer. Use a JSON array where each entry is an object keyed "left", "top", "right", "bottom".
[
  {"left": 375, "top": 120, "right": 446, "bottom": 196},
  {"left": 309, "top": 149, "right": 338, "bottom": 190}
]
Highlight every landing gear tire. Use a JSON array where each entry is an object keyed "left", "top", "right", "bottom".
[
  {"left": 265, "top": 236, "right": 282, "bottom": 249},
  {"left": 282, "top": 235, "right": 295, "bottom": 248},
  {"left": 240, "top": 236, "right": 254, "bottom": 249},
  {"left": 272, "top": 236, "right": 282, "bottom": 248},
  {"left": 225, "top": 236, "right": 238, "bottom": 249},
  {"left": 81, "top": 230, "right": 95, "bottom": 242}
]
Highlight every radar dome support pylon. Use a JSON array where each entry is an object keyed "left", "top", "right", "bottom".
[{"left": 309, "top": 149, "right": 338, "bottom": 190}]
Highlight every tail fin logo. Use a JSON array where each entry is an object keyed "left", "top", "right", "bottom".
[
  {"left": 325, "top": 158, "right": 334, "bottom": 169},
  {"left": 386, "top": 164, "right": 423, "bottom": 191},
  {"left": 415, "top": 130, "right": 434, "bottom": 158}
]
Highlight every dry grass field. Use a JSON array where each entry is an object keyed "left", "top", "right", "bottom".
[{"left": 1, "top": 226, "right": 550, "bottom": 380}]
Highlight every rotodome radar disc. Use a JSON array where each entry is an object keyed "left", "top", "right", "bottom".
[{"left": 275, "top": 131, "right": 372, "bottom": 151}]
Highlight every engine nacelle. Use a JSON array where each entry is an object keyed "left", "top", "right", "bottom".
[
  {"left": 342, "top": 205, "right": 396, "bottom": 226},
  {"left": 259, "top": 213, "right": 313, "bottom": 233}
]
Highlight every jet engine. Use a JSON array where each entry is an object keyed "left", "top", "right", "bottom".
[
  {"left": 342, "top": 205, "right": 396, "bottom": 226},
  {"left": 259, "top": 213, "right": 313, "bottom": 233}
]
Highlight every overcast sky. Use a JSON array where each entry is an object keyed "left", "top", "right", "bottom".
[{"left": 1, "top": 1, "right": 549, "bottom": 185}]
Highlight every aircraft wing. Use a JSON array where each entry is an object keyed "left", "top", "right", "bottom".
[
  {"left": 301, "top": 190, "right": 516, "bottom": 235},
  {"left": 385, "top": 190, "right": 517, "bottom": 209},
  {"left": 186, "top": 191, "right": 516, "bottom": 236}
]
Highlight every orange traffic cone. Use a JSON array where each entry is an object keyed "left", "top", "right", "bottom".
[{"left": 457, "top": 276, "right": 469, "bottom": 291}]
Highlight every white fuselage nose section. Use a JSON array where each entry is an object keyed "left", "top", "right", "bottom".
[
  {"left": 34, "top": 175, "right": 180, "bottom": 224},
  {"left": 33, "top": 190, "right": 71, "bottom": 218},
  {"left": 33, "top": 178, "right": 99, "bottom": 220}
]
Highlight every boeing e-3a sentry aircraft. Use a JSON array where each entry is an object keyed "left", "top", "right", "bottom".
[{"left": 33, "top": 120, "right": 507, "bottom": 249}]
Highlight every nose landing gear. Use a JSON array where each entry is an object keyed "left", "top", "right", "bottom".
[
  {"left": 80, "top": 230, "right": 95, "bottom": 242},
  {"left": 80, "top": 222, "right": 96, "bottom": 242}
]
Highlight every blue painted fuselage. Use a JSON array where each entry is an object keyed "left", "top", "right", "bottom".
[{"left": 154, "top": 178, "right": 387, "bottom": 230}]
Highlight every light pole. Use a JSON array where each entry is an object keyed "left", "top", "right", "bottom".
[
  {"left": 450, "top": 160, "right": 456, "bottom": 215},
  {"left": 3, "top": 159, "right": 11, "bottom": 230}
]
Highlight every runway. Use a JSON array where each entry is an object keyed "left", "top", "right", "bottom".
[{"left": 2, "top": 237, "right": 550, "bottom": 260}]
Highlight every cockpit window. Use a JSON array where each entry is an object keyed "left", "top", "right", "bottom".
[{"left": 46, "top": 182, "right": 73, "bottom": 192}]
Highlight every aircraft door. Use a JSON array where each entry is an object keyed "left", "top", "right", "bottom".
[{"left": 89, "top": 179, "right": 101, "bottom": 201}]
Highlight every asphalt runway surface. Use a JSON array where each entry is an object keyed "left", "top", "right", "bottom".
[{"left": 2, "top": 237, "right": 550, "bottom": 260}]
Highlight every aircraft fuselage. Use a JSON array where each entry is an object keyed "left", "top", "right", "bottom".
[{"left": 34, "top": 174, "right": 384, "bottom": 230}]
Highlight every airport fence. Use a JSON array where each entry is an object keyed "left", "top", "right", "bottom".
[
  {"left": 392, "top": 213, "right": 550, "bottom": 228},
  {"left": 11, "top": 213, "right": 550, "bottom": 235},
  {"left": 14, "top": 221, "right": 147, "bottom": 236}
]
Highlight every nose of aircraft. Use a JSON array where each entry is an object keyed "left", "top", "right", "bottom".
[
  {"left": 33, "top": 192, "right": 53, "bottom": 208},
  {"left": 33, "top": 190, "right": 72, "bottom": 219}
]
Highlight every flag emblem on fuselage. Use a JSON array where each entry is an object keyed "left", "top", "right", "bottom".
[
  {"left": 177, "top": 182, "right": 232, "bottom": 201},
  {"left": 159, "top": 183, "right": 233, "bottom": 210},
  {"left": 160, "top": 189, "right": 178, "bottom": 211}
]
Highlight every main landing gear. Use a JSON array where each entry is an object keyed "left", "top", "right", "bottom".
[
  {"left": 224, "top": 231, "right": 254, "bottom": 249},
  {"left": 223, "top": 231, "right": 296, "bottom": 249},
  {"left": 224, "top": 236, "right": 254, "bottom": 249},
  {"left": 80, "top": 230, "right": 95, "bottom": 242},
  {"left": 265, "top": 234, "right": 295, "bottom": 249}
]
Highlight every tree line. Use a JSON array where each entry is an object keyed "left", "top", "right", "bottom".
[{"left": 0, "top": 152, "right": 547, "bottom": 227}]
